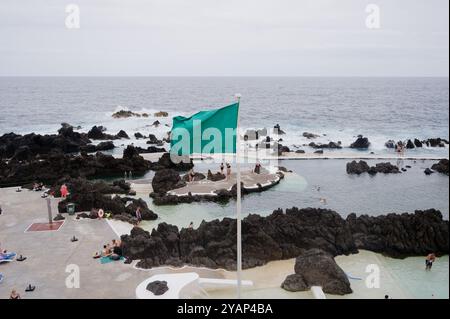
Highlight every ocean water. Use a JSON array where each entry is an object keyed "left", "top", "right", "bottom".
[
  {"left": 1, "top": 76, "right": 447, "bottom": 219},
  {"left": 138, "top": 158, "right": 449, "bottom": 233},
  {"left": 0, "top": 77, "right": 448, "bottom": 156}
]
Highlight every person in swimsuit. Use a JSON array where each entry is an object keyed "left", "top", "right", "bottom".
[
  {"left": 10, "top": 289, "right": 21, "bottom": 299},
  {"left": 220, "top": 163, "right": 225, "bottom": 175},
  {"left": 226, "top": 163, "right": 231, "bottom": 180},
  {"left": 426, "top": 253, "right": 436, "bottom": 270},
  {"left": 102, "top": 245, "right": 112, "bottom": 258},
  {"left": 188, "top": 169, "right": 195, "bottom": 182}
]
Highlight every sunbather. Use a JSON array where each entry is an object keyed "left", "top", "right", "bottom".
[
  {"left": 112, "top": 239, "right": 123, "bottom": 256},
  {"left": 10, "top": 289, "right": 21, "bottom": 299},
  {"left": 101, "top": 245, "right": 112, "bottom": 257}
]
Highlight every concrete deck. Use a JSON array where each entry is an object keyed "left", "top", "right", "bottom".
[
  {"left": 0, "top": 187, "right": 153, "bottom": 299},
  {"left": 0, "top": 187, "right": 242, "bottom": 299},
  {"left": 168, "top": 171, "right": 281, "bottom": 196}
]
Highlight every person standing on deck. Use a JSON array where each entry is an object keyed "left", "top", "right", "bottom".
[{"left": 60, "top": 184, "right": 69, "bottom": 198}]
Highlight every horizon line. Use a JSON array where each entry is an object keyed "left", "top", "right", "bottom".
[{"left": 0, "top": 75, "right": 449, "bottom": 78}]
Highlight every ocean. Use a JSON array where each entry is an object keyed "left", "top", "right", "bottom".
[
  {"left": 1, "top": 76, "right": 449, "bottom": 221},
  {"left": 0, "top": 77, "right": 449, "bottom": 157}
]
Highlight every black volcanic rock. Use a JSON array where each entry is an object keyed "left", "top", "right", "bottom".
[
  {"left": 346, "top": 209, "right": 448, "bottom": 258},
  {"left": 95, "top": 141, "right": 115, "bottom": 151},
  {"left": 112, "top": 110, "right": 141, "bottom": 118},
  {"left": 414, "top": 139, "right": 423, "bottom": 148},
  {"left": 182, "top": 172, "right": 206, "bottom": 182},
  {"left": 0, "top": 148, "right": 152, "bottom": 187},
  {"left": 151, "top": 169, "right": 186, "bottom": 195},
  {"left": 372, "top": 162, "right": 400, "bottom": 174},
  {"left": 0, "top": 125, "right": 92, "bottom": 159},
  {"left": 147, "top": 134, "right": 162, "bottom": 145},
  {"left": 135, "top": 146, "right": 167, "bottom": 154},
  {"left": 87, "top": 126, "right": 111, "bottom": 140},
  {"left": 350, "top": 136, "right": 370, "bottom": 149},
  {"left": 431, "top": 159, "right": 449, "bottom": 175},
  {"left": 276, "top": 143, "right": 291, "bottom": 155},
  {"left": 385, "top": 140, "right": 395, "bottom": 149},
  {"left": 281, "top": 274, "right": 308, "bottom": 292},
  {"left": 424, "top": 138, "right": 449, "bottom": 147},
  {"left": 116, "top": 130, "right": 129, "bottom": 139},
  {"left": 146, "top": 281, "right": 169, "bottom": 296},
  {"left": 281, "top": 249, "right": 352, "bottom": 295},
  {"left": 122, "top": 207, "right": 358, "bottom": 270},
  {"left": 346, "top": 160, "right": 370, "bottom": 175},
  {"left": 347, "top": 161, "right": 399, "bottom": 175},
  {"left": 56, "top": 178, "right": 157, "bottom": 222},
  {"left": 121, "top": 208, "right": 448, "bottom": 271},
  {"left": 149, "top": 153, "right": 194, "bottom": 171},
  {"left": 406, "top": 140, "right": 415, "bottom": 149},
  {"left": 207, "top": 170, "right": 226, "bottom": 182},
  {"left": 309, "top": 141, "right": 342, "bottom": 149},
  {"left": 303, "top": 132, "right": 320, "bottom": 139}
]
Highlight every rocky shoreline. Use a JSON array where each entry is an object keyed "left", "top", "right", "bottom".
[
  {"left": 120, "top": 207, "right": 449, "bottom": 271},
  {"left": 243, "top": 127, "right": 449, "bottom": 155},
  {"left": 347, "top": 159, "right": 449, "bottom": 176},
  {"left": 0, "top": 145, "right": 152, "bottom": 187}
]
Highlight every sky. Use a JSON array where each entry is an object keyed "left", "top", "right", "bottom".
[{"left": 0, "top": 0, "right": 448, "bottom": 76}]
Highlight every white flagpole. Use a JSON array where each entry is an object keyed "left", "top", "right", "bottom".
[{"left": 235, "top": 93, "right": 242, "bottom": 299}]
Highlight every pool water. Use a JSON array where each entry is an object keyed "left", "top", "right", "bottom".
[{"left": 138, "top": 158, "right": 448, "bottom": 232}]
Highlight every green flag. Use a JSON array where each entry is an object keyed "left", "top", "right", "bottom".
[{"left": 170, "top": 103, "right": 239, "bottom": 156}]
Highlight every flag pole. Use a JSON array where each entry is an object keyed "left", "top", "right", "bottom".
[{"left": 235, "top": 93, "right": 242, "bottom": 299}]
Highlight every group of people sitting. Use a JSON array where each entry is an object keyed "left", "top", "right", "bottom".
[
  {"left": 220, "top": 163, "right": 232, "bottom": 179},
  {"left": 186, "top": 163, "right": 233, "bottom": 183},
  {"left": 186, "top": 162, "right": 266, "bottom": 183},
  {"left": 32, "top": 182, "right": 44, "bottom": 192},
  {"left": 93, "top": 239, "right": 123, "bottom": 261}
]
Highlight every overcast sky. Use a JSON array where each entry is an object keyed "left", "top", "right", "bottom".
[{"left": 0, "top": 0, "right": 448, "bottom": 76}]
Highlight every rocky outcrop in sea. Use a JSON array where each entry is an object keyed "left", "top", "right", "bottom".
[
  {"left": 346, "top": 161, "right": 400, "bottom": 175},
  {"left": 431, "top": 159, "right": 449, "bottom": 175}
]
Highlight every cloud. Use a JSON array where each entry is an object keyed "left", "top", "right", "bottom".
[{"left": 0, "top": 0, "right": 448, "bottom": 76}]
